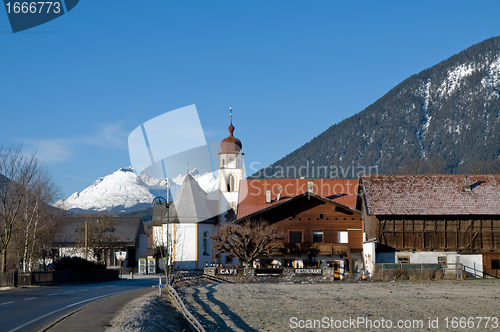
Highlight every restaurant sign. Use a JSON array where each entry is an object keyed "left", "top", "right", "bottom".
[{"left": 294, "top": 268, "right": 322, "bottom": 275}]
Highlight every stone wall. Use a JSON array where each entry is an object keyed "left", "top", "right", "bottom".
[{"left": 204, "top": 267, "right": 338, "bottom": 283}]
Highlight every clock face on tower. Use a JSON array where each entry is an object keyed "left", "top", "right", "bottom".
[{"left": 228, "top": 155, "right": 235, "bottom": 163}]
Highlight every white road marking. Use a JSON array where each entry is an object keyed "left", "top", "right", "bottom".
[
  {"left": 0, "top": 301, "right": 14, "bottom": 305},
  {"left": 6, "top": 290, "right": 129, "bottom": 332},
  {"left": 64, "top": 291, "right": 74, "bottom": 294},
  {"left": 24, "top": 297, "right": 36, "bottom": 301},
  {"left": 47, "top": 293, "right": 58, "bottom": 296}
]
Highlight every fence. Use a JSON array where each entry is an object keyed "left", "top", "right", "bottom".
[
  {"left": 0, "top": 269, "right": 119, "bottom": 287},
  {"left": 0, "top": 272, "right": 17, "bottom": 287},
  {"left": 376, "top": 263, "right": 463, "bottom": 279},
  {"left": 167, "top": 284, "right": 206, "bottom": 332},
  {"left": 442, "top": 263, "right": 463, "bottom": 279}
]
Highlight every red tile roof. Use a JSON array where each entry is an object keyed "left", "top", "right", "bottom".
[
  {"left": 360, "top": 174, "right": 500, "bottom": 215},
  {"left": 237, "top": 178, "right": 359, "bottom": 219}
]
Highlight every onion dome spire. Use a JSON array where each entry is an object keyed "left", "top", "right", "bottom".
[
  {"left": 219, "top": 107, "right": 243, "bottom": 154},
  {"left": 228, "top": 107, "right": 235, "bottom": 136}
]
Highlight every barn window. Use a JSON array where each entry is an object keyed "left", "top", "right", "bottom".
[
  {"left": 203, "top": 232, "right": 209, "bottom": 256},
  {"left": 290, "top": 231, "right": 302, "bottom": 243},
  {"left": 226, "top": 174, "right": 236, "bottom": 192},
  {"left": 313, "top": 231, "right": 323, "bottom": 243},
  {"left": 338, "top": 231, "right": 348, "bottom": 243},
  {"left": 398, "top": 256, "right": 410, "bottom": 264},
  {"left": 491, "top": 259, "right": 500, "bottom": 270}
]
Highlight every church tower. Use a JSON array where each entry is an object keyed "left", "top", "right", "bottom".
[{"left": 219, "top": 108, "right": 244, "bottom": 221}]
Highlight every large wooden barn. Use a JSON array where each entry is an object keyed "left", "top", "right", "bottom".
[
  {"left": 359, "top": 174, "right": 500, "bottom": 277},
  {"left": 236, "top": 178, "right": 362, "bottom": 278}
]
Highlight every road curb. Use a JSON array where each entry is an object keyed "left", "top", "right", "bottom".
[
  {"left": 36, "top": 299, "right": 102, "bottom": 332},
  {"left": 36, "top": 288, "right": 154, "bottom": 332}
]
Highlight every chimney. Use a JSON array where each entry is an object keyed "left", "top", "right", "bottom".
[
  {"left": 265, "top": 189, "right": 271, "bottom": 203},
  {"left": 307, "top": 181, "right": 314, "bottom": 193},
  {"left": 464, "top": 175, "right": 471, "bottom": 192}
]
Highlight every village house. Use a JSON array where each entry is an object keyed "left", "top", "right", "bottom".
[
  {"left": 54, "top": 216, "right": 148, "bottom": 269},
  {"left": 359, "top": 174, "right": 500, "bottom": 278},
  {"left": 236, "top": 178, "right": 363, "bottom": 279}
]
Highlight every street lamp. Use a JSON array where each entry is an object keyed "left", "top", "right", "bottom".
[{"left": 153, "top": 196, "right": 170, "bottom": 284}]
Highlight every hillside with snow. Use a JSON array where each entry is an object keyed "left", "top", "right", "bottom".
[{"left": 54, "top": 167, "right": 218, "bottom": 213}]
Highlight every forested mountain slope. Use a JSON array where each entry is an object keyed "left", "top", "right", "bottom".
[{"left": 253, "top": 36, "right": 500, "bottom": 178}]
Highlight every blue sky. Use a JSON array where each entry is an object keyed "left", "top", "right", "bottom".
[{"left": 1, "top": 1, "right": 500, "bottom": 199}]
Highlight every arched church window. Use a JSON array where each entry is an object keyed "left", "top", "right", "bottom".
[
  {"left": 221, "top": 158, "right": 225, "bottom": 168},
  {"left": 203, "top": 231, "right": 209, "bottom": 256},
  {"left": 226, "top": 174, "right": 236, "bottom": 192}
]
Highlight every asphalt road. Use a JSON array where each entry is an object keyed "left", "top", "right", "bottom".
[{"left": 0, "top": 276, "right": 163, "bottom": 332}]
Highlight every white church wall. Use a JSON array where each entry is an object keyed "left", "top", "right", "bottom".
[
  {"left": 197, "top": 224, "right": 214, "bottom": 269},
  {"left": 172, "top": 223, "right": 197, "bottom": 270},
  {"left": 153, "top": 226, "right": 163, "bottom": 248},
  {"left": 161, "top": 223, "right": 174, "bottom": 266}
]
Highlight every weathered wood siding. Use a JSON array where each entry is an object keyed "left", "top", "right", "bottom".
[
  {"left": 482, "top": 252, "right": 500, "bottom": 277},
  {"left": 377, "top": 216, "right": 500, "bottom": 253},
  {"left": 242, "top": 196, "right": 363, "bottom": 251}
]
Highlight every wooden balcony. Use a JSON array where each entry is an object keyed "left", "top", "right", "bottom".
[{"left": 265, "top": 243, "right": 349, "bottom": 256}]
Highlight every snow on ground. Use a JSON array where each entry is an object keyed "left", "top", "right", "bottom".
[
  {"left": 106, "top": 292, "right": 187, "bottom": 332},
  {"left": 482, "top": 56, "right": 500, "bottom": 89},
  {"left": 177, "top": 280, "right": 500, "bottom": 332},
  {"left": 438, "top": 63, "right": 479, "bottom": 97}
]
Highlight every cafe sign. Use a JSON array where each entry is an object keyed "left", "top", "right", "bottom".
[{"left": 217, "top": 268, "right": 244, "bottom": 275}]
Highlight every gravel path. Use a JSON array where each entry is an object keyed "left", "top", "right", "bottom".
[{"left": 177, "top": 280, "right": 500, "bottom": 331}]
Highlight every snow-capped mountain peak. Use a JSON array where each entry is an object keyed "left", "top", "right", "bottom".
[{"left": 54, "top": 167, "right": 219, "bottom": 213}]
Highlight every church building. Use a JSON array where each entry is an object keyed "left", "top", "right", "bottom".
[
  {"left": 153, "top": 110, "right": 245, "bottom": 270},
  {"left": 218, "top": 108, "right": 244, "bottom": 221}
]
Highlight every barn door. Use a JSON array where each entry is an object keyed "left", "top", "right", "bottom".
[{"left": 333, "top": 260, "right": 341, "bottom": 279}]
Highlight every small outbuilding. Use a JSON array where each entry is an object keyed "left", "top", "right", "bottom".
[
  {"left": 54, "top": 216, "right": 148, "bottom": 269},
  {"left": 359, "top": 174, "right": 500, "bottom": 277}
]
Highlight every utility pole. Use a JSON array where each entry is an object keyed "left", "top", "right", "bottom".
[
  {"left": 84, "top": 221, "right": 88, "bottom": 260},
  {"left": 166, "top": 197, "right": 170, "bottom": 285},
  {"left": 153, "top": 194, "right": 170, "bottom": 285}
]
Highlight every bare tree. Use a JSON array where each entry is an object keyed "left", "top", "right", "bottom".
[
  {"left": 211, "top": 220, "right": 284, "bottom": 268},
  {"left": 397, "top": 157, "right": 447, "bottom": 175},
  {"left": 79, "top": 214, "right": 119, "bottom": 263},
  {"left": 17, "top": 168, "right": 59, "bottom": 271},
  {"left": 468, "top": 161, "right": 500, "bottom": 175},
  {"left": 0, "top": 145, "right": 59, "bottom": 272}
]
